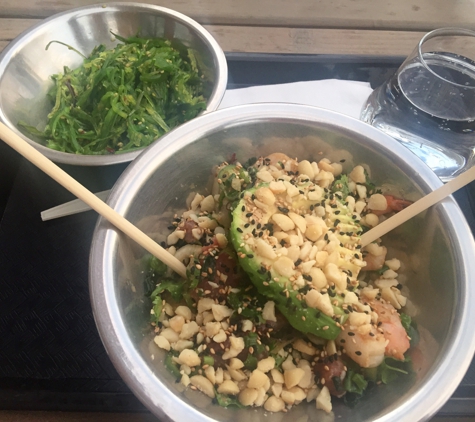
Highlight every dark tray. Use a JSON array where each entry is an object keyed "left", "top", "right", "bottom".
[{"left": 0, "top": 54, "right": 474, "bottom": 416}]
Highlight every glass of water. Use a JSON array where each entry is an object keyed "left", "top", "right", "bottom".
[{"left": 361, "top": 28, "right": 475, "bottom": 181}]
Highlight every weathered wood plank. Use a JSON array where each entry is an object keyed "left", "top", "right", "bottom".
[
  {"left": 0, "top": 18, "right": 425, "bottom": 56},
  {"left": 1, "top": 0, "right": 475, "bottom": 32},
  {"left": 204, "top": 26, "right": 424, "bottom": 56}
]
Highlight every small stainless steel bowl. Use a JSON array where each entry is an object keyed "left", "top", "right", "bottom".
[
  {"left": 89, "top": 103, "right": 475, "bottom": 421},
  {"left": 0, "top": 2, "right": 227, "bottom": 166}
]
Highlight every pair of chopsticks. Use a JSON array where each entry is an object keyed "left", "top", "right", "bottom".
[{"left": 1, "top": 121, "right": 474, "bottom": 279}]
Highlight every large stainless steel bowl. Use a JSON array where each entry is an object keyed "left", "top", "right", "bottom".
[
  {"left": 0, "top": 2, "right": 227, "bottom": 166},
  {"left": 89, "top": 103, "right": 475, "bottom": 421}
]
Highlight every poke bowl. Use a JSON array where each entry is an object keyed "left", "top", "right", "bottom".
[
  {"left": 0, "top": 2, "right": 227, "bottom": 166},
  {"left": 89, "top": 103, "right": 475, "bottom": 421}
]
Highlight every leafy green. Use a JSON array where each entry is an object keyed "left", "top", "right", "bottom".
[
  {"left": 400, "top": 313, "right": 412, "bottom": 332},
  {"left": 215, "top": 392, "right": 245, "bottom": 408},
  {"left": 343, "top": 370, "right": 368, "bottom": 407},
  {"left": 243, "top": 332, "right": 267, "bottom": 357},
  {"left": 143, "top": 256, "right": 168, "bottom": 295},
  {"left": 150, "top": 294, "right": 163, "bottom": 325},
  {"left": 149, "top": 277, "right": 186, "bottom": 324},
  {"left": 203, "top": 355, "right": 215, "bottom": 366},
  {"left": 344, "top": 370, "right": 368, "bottom": 394},
  {"left": 217, "top": 164, "right": 252, "bottom": 205},
  {"left": 400, "top": 313, "right": 420, "bottom": 348},
  {"left": 227, "top": 291, "right": 265, "bottom": 324},
  {"left": 150, "top": 279, "right": 185, "bottom": 302},
  {"left": 272, "top": 352, "right": 287, "bottom": 369},
  {"left": 19, "top": 33, "right": 209, "bottom": 155},
  {"left": 242, "top": 353, "right": 258, "bottom": 370},
  {"left": 332, "top": 174, "right": 350, "bottom": 200},
  {"left": 164, "top": 353, "right": 181, "bottom": 379}
]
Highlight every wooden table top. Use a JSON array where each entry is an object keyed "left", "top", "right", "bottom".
[{"left": 1, "top": 0, "right": 475, "bottom": 56}]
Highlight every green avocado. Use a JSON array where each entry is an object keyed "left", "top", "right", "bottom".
[{"left": 230, "top": 179, "right": 364, "bottom": 340}]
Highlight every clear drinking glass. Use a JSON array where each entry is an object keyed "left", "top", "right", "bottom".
[{"left": 361, "top": 28, "right": 475, "bottom": 181}]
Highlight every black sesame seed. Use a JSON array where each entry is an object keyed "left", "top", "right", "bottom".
[
  {"left": 340, "top": 339, "right": 346, "bottom": 343},
  {"left": 244, "top": 223, "right": 250, "bottom": 228},
  {"left": 334, "top": 219, "right": 340, "bottom": 227},
  {"left": 246, "top": 212, "right": 253, "bottom": 217},
  {"left": 295, "top": 259, "right": 302, "bottom": 266},
  {"left": 241, "top": 205, "right": 245, "bottom": 211},
  {"left": 355, "top": 351, "right": 362, "bottom": 356},
  {"left": 303, "top": 274, "right": 313, "bottom": 281},
  {"left": 278, "top": 206, "right": 289, "bottom": 214},
  {"left": 257, "top": 223, "right": 262, "bottom": 229},
  {"left": 237, "top": 227, "right": 243, "bottom": 233},
  {"left": 348, "top": 332, "right": 355, "bottom": 336},
  {"left": 340, "top": 159, "right": 346, "bottom": 163},
  {"left": 335, "top": 210, "right": 341, "bottom": 215},
  {"left": 247, "top": 254, "right": 254, "bottom": 258}
]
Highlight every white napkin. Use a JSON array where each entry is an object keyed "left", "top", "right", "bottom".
[{"left": 218, "top": 79, "right": 373, "bottom": 119}]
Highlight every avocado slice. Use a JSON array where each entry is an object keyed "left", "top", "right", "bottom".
[{"left": 230, "top": 177, "right": 365, "bottom": 340}]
